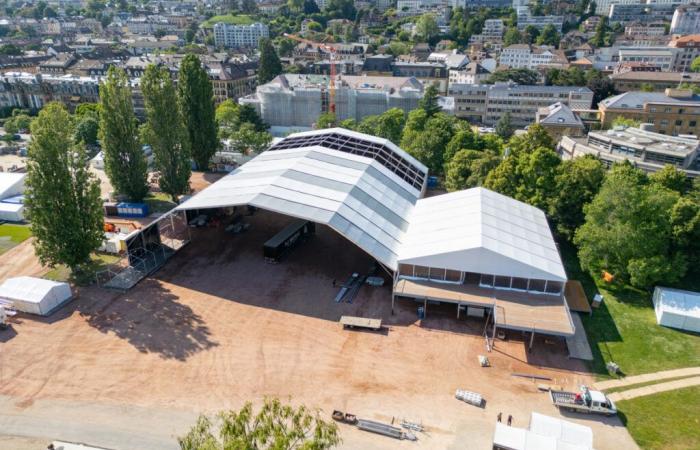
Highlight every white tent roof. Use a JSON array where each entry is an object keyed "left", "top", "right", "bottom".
[
  {"left": 399, "top": 188, "right": 567, "bottom": 281},
  {"left": 493, "top": 414, "right": 593, "bottom": 450},
  {"left": 177, "top": 130, "right": 565, "bottom": 282},
  {"left": 529, "top": 412, "right": 594, "bottom": 449},
  {"left": 177, "top": 143, "right": 423, "bottom": 270},
  {"left": 654, "top": 287, "right": 700, "bottom": 320},
  {"left": 0, "top": 172, "right": 25, "bottom": 199},
  {"left": 0, "top": 276, "right": 70, "bottom": 304}
]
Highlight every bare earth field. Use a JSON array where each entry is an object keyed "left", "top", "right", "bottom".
[{"left": 0, "top": 211, "right": 638, "bottom": 450}]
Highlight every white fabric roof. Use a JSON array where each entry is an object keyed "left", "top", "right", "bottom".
[
  {"left": 177, "top": 144, "right": 421, "bottom": 269},
  {"left": 0, "top": 172, "right": 25, "bottom": 199},
  {"left": 654, "top": 287, "right": 700, "bottom": 319},
  {"left": 177, "top": 130, "right": 566, "bottom": 281},
  {"left": 0, "top": 276, "right": 70, "bottom": 304},
  {"left": 493, "top": 414, "right": 593, "bottom": 450},
  {"left": 529, "top": 412, "right": 594, "bottom": 449},
  {"left": 399, "top": 188, "right": 567, "bottom": 281}
]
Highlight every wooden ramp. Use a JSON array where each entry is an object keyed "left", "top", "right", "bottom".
[
  {"left": 565, "top": 281, "right": 592, "bottom": 314},
  {"left": 340, "top": 316, "right": 382, "bottom": 330}
]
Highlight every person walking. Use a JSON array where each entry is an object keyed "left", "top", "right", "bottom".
[
  {"left": 507, "top": 415, "right": 513, "bottom": 426},
  {"left": 497, "top": 412, "right": 502, "bottom": 422}
]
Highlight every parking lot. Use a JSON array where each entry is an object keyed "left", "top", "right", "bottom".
[{"left": 0, "top": 210, "right": 637, "bottom": 449}]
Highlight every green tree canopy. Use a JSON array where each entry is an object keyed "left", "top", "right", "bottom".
[
  {"left": 574, "top": 163, "right": 685, "bottom": 288},
  {"left": 25, "top": 102, "right": 103, "bottom": 271},
  {"left": 178, "top": 54, "right": 219, "bottom": 170},
  {"left": 354, "top": 108, "right": 405, "bottom": 144},
  {"left": 98, "top": 66, "right": 149, "bottom": 202},
  {"left": 691, "top": 56, "right": 700, "bottom": 73},
  {"left": 216, "top": 100, "right": 267, "bottom": 139},
  {"left": 485, "top": 68, "right": 539, "bottom": 85},
  {"left": 74, "top": 115, "right": 99, "bottom": 146},
  {"left": 536, "top": 24, "right": 560, "bottom": 47},
  {"left": 316, "top": 111, "right": 336, "bottom": 128},
  {"left": 445, "top": 149, "right": 500, "bottom": 191},
  {"left": 141, "top": 64, "right": 191, "bottom": 201},
  {"left": 258, "top": 38, "right": 283, "bottom": 84},
  {"left": 401, "top": 111, "right": 455, "bottom": 174},
  {"left": 415, "top": 13, "right": 439, "bottom": 43},
  {"left": 419, "top": 83, "right": 441, "bottom": 117},
  {"left": 495, "top": 112, "right": 514, "bottom": 140},
  {"left": 227, "top": 122, "right": 272, "bottom": 154},
  {"left": 549, "top": 155, "right": 606, "bottom": 240},
  {"left": 650, "top": 164, "right": 691, "bottom": 195},
  {"left": 178, "top": 398, "right": 340, "bottom": 450},
  {"left": 503, "top": 27, "right": 521, "bottom": 46},
  {"left": 4, "top": 113, "right": 32, "bottom": 134}
]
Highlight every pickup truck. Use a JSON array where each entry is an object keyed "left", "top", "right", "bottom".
[{"left": 550, "top": 386, "right": 617, "bottom": 416}]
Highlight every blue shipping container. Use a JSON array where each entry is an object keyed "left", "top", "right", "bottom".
[
  {"left": 427, "top": 176, "right": 438, "bottom": 188},
  {"left": 116, "top": 202, "right": 149, "bottom": 218}
]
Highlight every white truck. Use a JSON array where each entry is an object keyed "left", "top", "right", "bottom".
[{"left": 550, "top": 386, "right": 617, "bottom": 416}]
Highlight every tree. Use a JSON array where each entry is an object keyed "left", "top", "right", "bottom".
[
  {"left": 258, "top": 38, "right": 283, "bottom": 84},
  {"left": 650, "top": 164, "right": 691, "bottom": 194},
  {"left": 401, "top": 111, "right": 456, "bottom": 174},
  {"left": 611, "top": 116, "right": 641, "bottom": 128},
  {"left": 419, "top": 83, "right": 441, "bottom": 117},
  {"left": 445, "top": 149, "right": 500, "bottom": 191},
  {"left": 228, "top": 123, "right": 272, "bottom": 154},
  {"left": 75, "top": 102, "right": 100, "bottom": 119},
  {"left": 99, "top": 67, "right": 149, "bottom": 202},
  {"left": 24, "top": 103, "right": 103, "bottom": 271},
  {"left": 507, "top": 124, "right": 555, "bottom": 154},
  {"left": 354, "top": 108, "right": 405, "bottom": 144},
  {"left": 141, "top": 64, "right": 191, "bottom": 202},
  {"left": 590, "top": 16, "right": 610, "bottom": 48},
  {"left": 495, "top": 112, "right": 514, "bottom": 140},
  {"left": 216, "top": 100, "right": 267, "bottom": 139},
  {"left": 74, "top": 115, "right": 99, "bottom": 146},
  {"left": 574, "top": 163, "right": 685, "bottom": 288},
  {"left": 316, "top": 112, "right": 336, "bottom": 128},
  {"left": 178, "top": 398, "right": 340, "bottom": 450},
  {"left": 536, "top": 24, "right": 560, "bottom": 47},
  {"left": 178, "top": 55, "right": 219, "bottom": 170},
  {"left": 485, "top": 68, "right": 539, "bottom": 85},
  {"left": 415, "top": 14, "right": 439, "bottom": 43},
  {"left": 503, "top": 27, "right": 521, "bottom": 46},
  {"left": 4, "top": 113, "right": 32, "bottom": 134},
  {"left": 523, "top": 25, "right": 540, "bottom": 44},
  {"left": 549, "top": 155, "right": 605, "bottom": 240},
  {"left": 325, "top": 0, "right": 356, "bottom": 20},
  {"left": 690, "top": 56, "right": 700, "bottom": 73}
]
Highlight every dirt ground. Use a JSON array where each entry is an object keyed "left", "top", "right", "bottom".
[
  {"left": 0, "top": 210, "right": 637, "bottom": 449},
  {"left": 0, "top": 238, "right": 47, "bottom": 284}
]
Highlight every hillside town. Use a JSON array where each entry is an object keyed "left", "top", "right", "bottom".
[{"left": 0, "top": 0, "right": 699, "bottom": 449}]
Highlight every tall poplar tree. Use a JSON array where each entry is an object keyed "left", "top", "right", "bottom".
[
  {"left": 257, "top": 38, "right": 282, "bottom": 84},
  {"left": 25, "top": 102, "right": 104, "bottom": 271},
  {"left": 141, "top": 64, "right": 191, "bottom": 202},
  {"left": 177, "top": 54, "right": 219, "bottom": 170},
  {"left": 99, "top": 66, "right": 149, "bottom": 201}
]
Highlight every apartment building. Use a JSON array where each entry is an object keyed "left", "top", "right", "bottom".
[
  {"left": 596, "top": 0, "right": 643, "bottom": 15},
  {"left": 610, "top": 71, "right": 700, "bottom": 92},
  {"left": 669, "top": 35, "right": 700, "bottom": 72},
  {"left": 598, "top": 89, "right": 700, "bottom": 135},
  {"left": 213, "top": 22, "right": 269, "bottom": 48},
  {"left": 0, "top": 72, "right": 99, "bottom": 112},
  {"left": 240, "top": 74, "right": 426, "bottom": 128},
  {"left": 618, "top": 47, "right": 675, "bottom": 71},
  {"left": 449, "top": 82, "right": 594, "bottom": 126},
  {"left": 559, "top": 125, "right": 700, "bottom": 176},
  {"left": 449, "top": 62, "right": 491, "bottom": 85},
  {"left": 516, "top": 14, "right": 565, "bottom": 31},
  {"left": 625, "top": 21, "right": 667, "bottom": 36},
  {"left": 671, "top": 4, "right": 700, "bottom": 34},
  {"left": 499, "top": 44, "right": 568, "bottom": 70}
]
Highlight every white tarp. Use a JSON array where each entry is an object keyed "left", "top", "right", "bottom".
[
  {"left": 0, "top": 172, "right": 25, "bottom": 199},
  {"left": 0, "top": 276, "right": 72, "bottom": 316},
  {"left": 529, "top": 412, "right": 594, "bottom": 449},
  {"left": 0, "top": 201, "right": 23, "bottom": 221},
  {"left": 653, "top": 287, "right": 700, "bottom": 333},
  {"left": 493, "top": 413, "right": 593, "bottom": 450}
]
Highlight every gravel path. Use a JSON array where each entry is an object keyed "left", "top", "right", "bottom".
[
  {"left": 607, "top": 376, "right": 700, "bottom": 402},
  {"left": 594, "top": 367, "right": 700, "bottom": 391}
]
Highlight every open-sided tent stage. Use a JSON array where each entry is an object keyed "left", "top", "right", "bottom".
[{"left": 174, "top": 128, "right": 575, "bottom": 347}]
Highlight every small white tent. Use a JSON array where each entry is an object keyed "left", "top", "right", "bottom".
[
  {"left": 0, "top": 276, "right": 72, "bottom": 316},
  {"left": 653, "top": 287, "right": 700, "bottom": 333}
]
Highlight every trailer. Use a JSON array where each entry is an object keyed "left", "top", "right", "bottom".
[
  {"left": 356, "top": 419, "right": 409, "bottom": 440},
  {"left": 263, "top": 220, "right": 315, "bottom": 263},
  {"left": 340, "top": 316, "right": 382, "bottom": 331},
  {"left": 455, "top": 389, "right": 483, "bottom": 407},
  {"left": 550, "top": 386, "right": 617, "bottom": 416}
]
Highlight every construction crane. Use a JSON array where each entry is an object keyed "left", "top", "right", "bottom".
[{"left": 283, "top": 33, "right": 340, "bottom": 114}]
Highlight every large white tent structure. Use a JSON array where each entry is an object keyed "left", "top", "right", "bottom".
[
  {"left": 653, "top": 287, "right": 700, "bottom": 333},
  {"left": 176, "top": 128, "right": 574, "bottom": 339},
  {"left": 0, "top": 276, "right": 72, "bottom": 316},
  {"left": 0, "top": 172, "right": 26, "bottom": 221}
]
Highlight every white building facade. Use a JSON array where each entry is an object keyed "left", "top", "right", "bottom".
[{"left": 213, "top": 22, "right": 270, "bottom": 48}]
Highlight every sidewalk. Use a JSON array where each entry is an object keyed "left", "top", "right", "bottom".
[
  {"left": 594, "top": 367, "right": 700, "bottom": 391},
  {"left": 608, "top": 376, "right": 700, "bottom": 402}
]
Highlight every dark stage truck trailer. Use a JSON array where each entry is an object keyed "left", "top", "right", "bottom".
[{"left": 263, "top": 220, "right": 315, "bottom": 263}]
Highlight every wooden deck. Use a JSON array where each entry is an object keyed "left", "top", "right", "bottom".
[
  {"left": 394, "top": 278, "right": 575, "bottom": 337},
  {"left": 564, "top": 281, "right": 592, "bottom": 314}
]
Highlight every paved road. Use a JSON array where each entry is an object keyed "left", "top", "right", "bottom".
[
  {"left": 0, "top": 395, "right": 196, "bottom": 450},
  {"left": 608, "top": 376, "right": 700, "bottom": 402},
  {"left": 594, "top": 367, "right": 700, "bottom": 391}
]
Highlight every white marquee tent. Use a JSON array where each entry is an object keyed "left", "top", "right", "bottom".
[
  {"left": 0, "top": 276, "right": 72, "bottom": 316},
  {"left": 493, "top": 412, "right": 593, "bottom": 450},
  {"left": 653, "top": 287, "right": 700, "bottom": 333}
]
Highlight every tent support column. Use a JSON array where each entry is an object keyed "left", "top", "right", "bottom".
[
  {"left": 424, "top": 297, "right": 427, "bottom": 318},
  {"left": 456, "top": 303, "right": 460, "bottom": 319},
  {"left": 529, "top": 330, "right": 535, "bottom": 352},
  {"left": 391, "top": 293, "right": 395, "bottom": 315}
]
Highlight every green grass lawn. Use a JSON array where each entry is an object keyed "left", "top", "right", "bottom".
[
  {"left": 559, "top": 242, "right": 700, "bottom": 379},
  {"left": 0, "top": 223, "right": 32, "bottom": 254},
  {"left": 144, "top": 192, "right": 177, "bottom": 214},
  {"left": 617, "top": 386, "right": 700, "bottom": 450},
  {"left": 202, "top": 14, "right": 254, "bottom": 28},
  {"left": 44, "top": 253, "right": 122, "bottom": 285}
]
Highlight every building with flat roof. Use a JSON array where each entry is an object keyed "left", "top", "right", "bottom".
[
  {"left": 449, "top": 82, "right": 594, "bottom": 126},
  {"left": 240, "top": 74, "right": 427, "bottom": 128},
  {"left": 558, "top": 125, "right": 700, "bottom": 176},
  {"left": 176, "top": 128, "right": 575, "bottom": 341},
  {"left": 598, "top": 88, "right": 700, "bottom": 135},
  {"left": 671, "top": 4, "right": 700, "bottom": 35},
  {"left": 213, "top": 22, "right": 269, "bottom": 48},
  {"left": 610, "top": 70, "right": 700, "bottom": 92}
]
